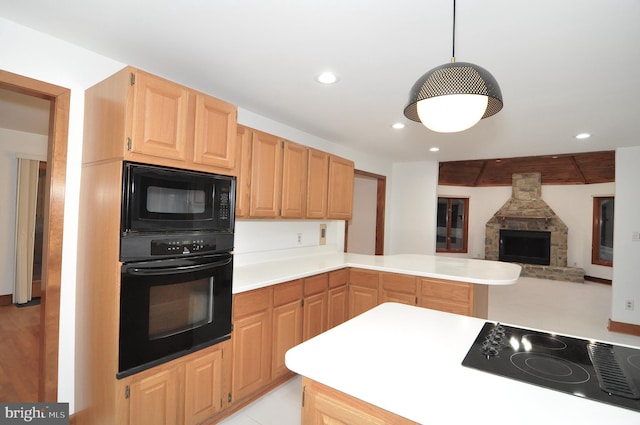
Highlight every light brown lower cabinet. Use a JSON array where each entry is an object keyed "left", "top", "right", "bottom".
[
  {"left": 327, "top": 269, "right": 348, "bottom": 329},
  {"left": 348, "top": 268, "right": 488, "bottom": 319},
  {"left": 231, "top": 286, "right": 273, "bottom": 402},
  {"left": 119, "top": 341, "right": 230, "bottom": 425},
  {"left": 272, "top": 280, "right": 303, "bottom": 380},
  {"left": 380, "top": 272, "right": 417, "bottom": 305},
  {"left": 347, "top": 268, "right": 379, "bottom": 319},
  {"left": 303, "top": 274, "right": 329, "bottom": 341},
  {"left": 184, "top": 348, "right": 225, "bottom": 424},
  {"left": 301, "top": 377, "right": 419, "bottom": 425},
  {"left": 129, "top": 368, "right": 181, "bottom": 425}
]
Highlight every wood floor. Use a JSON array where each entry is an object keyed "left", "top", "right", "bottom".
[{"left": 0, "top": 302, "right": 40, "bottom": 402}]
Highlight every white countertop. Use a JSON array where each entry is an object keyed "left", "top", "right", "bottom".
[
  {"left": 233, "top": 252, "right": 522, "bottom": 294},
  {"left": 285, "top": 303, "right": 640, "bottom": 424}
]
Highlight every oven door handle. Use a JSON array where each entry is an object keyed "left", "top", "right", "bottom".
[{"left": 125, "top": 257, "right": 232, "bottom": 276}]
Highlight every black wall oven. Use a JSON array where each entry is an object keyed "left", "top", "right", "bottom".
[{"left": 118, "top": 162, "right": 235, "bottom": 378}]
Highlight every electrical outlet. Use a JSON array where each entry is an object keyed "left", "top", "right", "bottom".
[
  {"left": 297, "top": 233, "right": 302, "bottom": 245},
  {"left": 625, "top": 300, "right": 635, "bottom": 311},
  {"left": 632, "top": 232, "right": 640, "bottom": 242}
]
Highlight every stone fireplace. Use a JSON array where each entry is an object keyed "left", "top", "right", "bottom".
[{"left": 485, "top": 173, "right": 584, "bottom": 282}]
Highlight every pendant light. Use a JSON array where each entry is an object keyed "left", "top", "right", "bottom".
[{"left": 403, "top": 0, "right": 503, "bottom": 133}]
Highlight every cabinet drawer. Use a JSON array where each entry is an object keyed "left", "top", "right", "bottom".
[
  {"left": 304, "top": 273, "right": 328, "bottom": 296},
  {"left": 420, "top": 278, "right": 471, "bottom": 303},
  {"left": 233, "top": 287, "right": 272, "bottom": 318},
  {"left": 421, "top": 298, "right": 471, "bottom": 316},
  {"left": 380, "top": 273, "right": 417, "bottom": 295},
  {"left": 328, "top": 268, "right": 348, "bottom": 289},
  {"left": 348, "top": 268, "right": 379, "bottom": 289},
  {"left": 273, "top": 279, "right": 303, "bottom": 307}
]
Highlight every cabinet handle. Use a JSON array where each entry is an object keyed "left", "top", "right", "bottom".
[{"left": 125, "top": 385, "right": 130, "bottom": 399}]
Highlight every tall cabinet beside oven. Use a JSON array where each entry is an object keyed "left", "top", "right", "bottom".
[{"left": 76, "top": 67, "right": 237, "bottom": 425}]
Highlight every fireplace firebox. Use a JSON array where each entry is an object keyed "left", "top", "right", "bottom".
[{"left": 499, "top": 229, "right": 551, "bottom": 265}]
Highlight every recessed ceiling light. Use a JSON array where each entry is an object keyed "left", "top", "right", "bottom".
[
  {"left": 392, "top": 123, "right": 405, "bottom": 129},
  {"left": 316, "top": 71, "right": 339, "bottom": 84},
  {"left": 576, "top": 133, "right": 591, "bottom": 140},
  {"left": 430, "top": 147, "right": 440, "bottom": 152}
]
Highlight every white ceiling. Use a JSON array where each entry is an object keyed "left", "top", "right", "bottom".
[{"left": 1, "top": 0, "right": 639, "bottom": 162}]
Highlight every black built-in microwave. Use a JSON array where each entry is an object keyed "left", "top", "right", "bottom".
[{"left": 120, "top": 162, "right": 235, "bottom": 261}]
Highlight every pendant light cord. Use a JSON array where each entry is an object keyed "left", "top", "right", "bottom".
[{"left": 451, "top": 0, "right": 456, "bottom": 62}]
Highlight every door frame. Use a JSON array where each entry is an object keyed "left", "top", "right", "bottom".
[
  {"left": 0, "top": 70, "right": 69, "bottom": 402},
  {"left": 345, "top": 170, "right": 386, "bottom": 255}
]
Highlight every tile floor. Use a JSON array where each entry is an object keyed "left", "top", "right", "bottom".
[{"left": 218, "top": 276, "right": 640, "bottom": 425}]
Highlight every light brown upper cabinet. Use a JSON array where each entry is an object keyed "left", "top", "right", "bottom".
[
  {"left": 235, "top": 125, "right": 355, "bottom": 220},
  {"left": 83, "top": 66, "right": 237, "bottom": 175},
  {"left": 306, "top": 149, "right": 329, "bottom": 218},
  {"left": 235, "top": 125, "right": 253, "bottom": 217},
  {"left": 280, "top": 141, "right": 308, "bottom": 218},
  {"left": 327, "top": 155, "right": 355, "bottom": 219},
  {"left": 249, "top": 130, "right": 284, "bottom": 217}
]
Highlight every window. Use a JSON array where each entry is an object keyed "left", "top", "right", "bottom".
[
  {"left": 592, "top": 197, "right": 614, "bottom": 266},
  {"left": 436, "top": 197, "right": 468, "bottom": 253}
]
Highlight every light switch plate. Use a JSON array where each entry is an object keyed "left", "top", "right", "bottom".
[{"left": 319, "top": 224, "right": 327, "bottom": 245}]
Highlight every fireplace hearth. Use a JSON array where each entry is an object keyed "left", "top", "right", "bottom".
[{"left": 499, "top": 229, "right": 551, "bottom": 266}]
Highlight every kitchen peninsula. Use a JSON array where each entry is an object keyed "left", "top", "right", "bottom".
[
  {"left": 233, "top": 252, "right": 522, "bottom": 293},
  {"left": 285, "top": 303, "right": 640, "bottom": 424}
]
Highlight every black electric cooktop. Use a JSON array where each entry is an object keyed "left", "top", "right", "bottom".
[{"left": 462, "top": 322, "right": 640, "bottom": 413}]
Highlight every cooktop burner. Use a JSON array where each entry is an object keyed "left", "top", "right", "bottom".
[{"left": 462, "top": 322, "right": 640, "bottom": 413}]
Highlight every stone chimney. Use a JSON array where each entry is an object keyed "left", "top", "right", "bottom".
[{"left": 484, "top": 173, "right": 583, "bottom": 283}]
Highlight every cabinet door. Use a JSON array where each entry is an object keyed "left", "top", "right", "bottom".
[
  {"left": 348, "top": 269, "right": 379, "bottom": 319},
  {"left": 328, "top": 269, "right": 348, "bottom": 329},
  {"left": 192, "top": 93, "right": 237, "bottom": 169},
  {"left": 327, "top": 155, "right": 355, "bottom": 220},
  {"left": 235, "top": 125, "right": 252, "bottom": 218},
  {"left": 348, "top": 284, "right": 378, "bottom": 319},
  {"left": 232, "top": 288, "right": 273, "bottom": 402},
  {"left": 249, "top": 131, "right": 283, "bottom": 217},
  {"left": 272, "top": 299, "right": 303, "bottom": 379},
  {"left": 303, "top": 292, "right": 328, "bottom": 341},
  {"left": 327, "top": 285, "right": 347, "bottom": 330},
  {"left": 129, "top": 368, "right": 181, "bottom": 425},
  {"left": 184, "top": 348, "right": 223, "bottom": 425},
  {"left": 281, "top": 141, "right": 308, "bottom": 218},
  {"left": 306, "top": 149, "right": 329, "bottom": 218},
  {"left": 303, "top": 274, "right": 329, "bottom": 341},
  {"left": 129, "top": 70, "right": 189, "bottom": 161}
]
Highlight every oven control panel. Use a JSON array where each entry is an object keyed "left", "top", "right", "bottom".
[
  {"left": 120, "top": 232, "right": 234, "bottom": 262},
  {"left": 151, "top": 236, "right": 217, "bottom": 256}
]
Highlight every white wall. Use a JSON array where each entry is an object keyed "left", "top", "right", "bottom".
[
  {"left": 611, "top": 146, "right": 640, "bottom": 325},
  {"left": 0, "top": 128, "right": 48, "bottom": 298},
  {"left": 388, "top": 161, "right": 439, "bottom": 255},
  {"left": 437, "top": 182, "right": 616, "bottom": 279}
]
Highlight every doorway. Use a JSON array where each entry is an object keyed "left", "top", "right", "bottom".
[
  {"left": 0, "top": 70, "right": 70, "bottom": 402},
  {"left": 346, "top": 170, "right": 386, "bottom": 255}
]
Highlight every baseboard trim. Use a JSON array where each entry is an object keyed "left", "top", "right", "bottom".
[
  {"left": 584, "top": 275, "right": 612, "bottom": 285},
  {"left": 0, "top": 294, "right": 12, "bottom": 306},
  {"left": 608, "top": 319, "right": 640, "bottom": 337}
]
